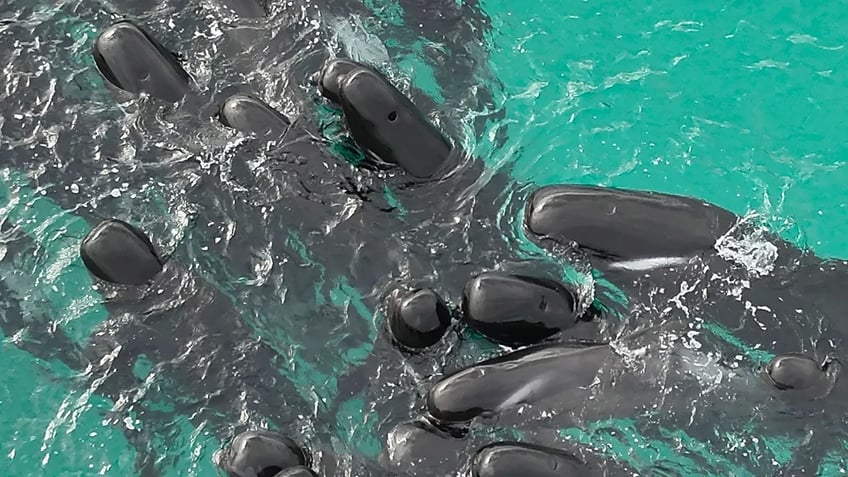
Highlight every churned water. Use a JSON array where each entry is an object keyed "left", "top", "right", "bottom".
[{"left": 0, "top": 0, "right": 846, "bottom": 476}]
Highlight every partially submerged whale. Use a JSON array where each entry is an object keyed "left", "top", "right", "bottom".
[
  {"left": 523, "top": 184, "right": 848, "bottom": 359},
  {"left": 93, "top": 21, "right": 193, "bottom": 103},
  {"left": 426, "top": 340, "right": 840, "bottom": 427},
  {"left": 220, "top": 93, "right": 292, "bottom": 141},
  {"left": 461, "top": 272, "right": 586, "bottom": 347},
  {"left": 471, "top": 442, "right": 593, "bottom": 477},
  {"left": 219, "top": 430, "right": 311, "bottom": 477},
  {"left": 337, "top": 67, "right": 455, "bottom": 179},
  {"left": 525, "top": 184, "right": 739, "bottom": 271},
  {"left": 76, "top": 40, "right": 848, "bottom": 477}
]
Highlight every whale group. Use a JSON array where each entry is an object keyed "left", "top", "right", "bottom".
[{"left": 4, "top": 1, "right": 845, "bottom": 476}]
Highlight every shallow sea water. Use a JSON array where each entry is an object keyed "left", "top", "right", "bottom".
[{"left": 0, "top": 0, "right": 847, "bottom": 475}]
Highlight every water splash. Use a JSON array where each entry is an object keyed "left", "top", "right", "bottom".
[{"left": 715, "top": 213, "right": 779, "bottom": 278}]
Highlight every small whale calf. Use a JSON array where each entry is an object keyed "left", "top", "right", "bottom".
[{"left": 387, "top": 288, "right": 452, "bottom": 350}]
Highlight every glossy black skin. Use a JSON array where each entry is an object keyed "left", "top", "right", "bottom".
[
  {"left": 338, "top": 68, "right": 454, "bottom": 178},
  {"left": 522, "top": 184, "right": 848, "bottom": 358},
  {"left": 525, "top": 185, "right": 739, "bottom": 266},
  {"left": 763, "top": 354, "right": 836, "bottom": 398},
  {"left": 426, "top": 342, "right": 618, "bottom": 424},
  {"left": 84, "top": 22, "right": 498, "bottom": 477},
  {"left": 422, "top": 337, "right": 847, "bottom": 475},
  {"left": 317, "top": 59, "right": 365, "bottom": 105},
  {"left": 472, "top": 442, "right": 590, "bottom": 477},
  {"left": 80, "top": 219, "right": 164, "bottom": 285},
  {"left": 273, "top": 466, "right": 319, "bottom": 477},
  {"left": 387, "top": 288, "right": 452, "bottom": 350},
  {"left": 66, "top": 28, "right": 848, "bottom": 472},
  {"left": 424, "top": 336, "right": 836, "bottom": 428},
  {"left": 462, "top": 272, "right": 581, "bottom": 347},
  {"left": 221, "top": 430, "right": 308, "bottom": 477},
  {"left": 220, "top": 93, "right": 292, "bottom": 141},
  {"left": 380, "top": 419, "right": 631, "bottom": 477},
  {"left": 92, "top": 21, "right": 192, "bottom": 103}
]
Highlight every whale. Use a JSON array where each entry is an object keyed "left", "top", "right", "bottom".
[
  {"left": 525, "top": 184, "right": 739, "bottom": 270},
  {"left": 93, "top": 21, "right": 193, "bottom": 103},
  {"left": 461, "top": 272, "right": 587, "bottom": 347},
  {"left": 219, "top": 430, "right": 310, "bottom": 477},
  {"left": 337, "top": 67, "right": 455, "bottom": 179},
  {"left": 471, "top": 442, "right": 593, "bottom": 477},
  {"left": 219, "top": 93, "right": 292, "bottom": 142}
]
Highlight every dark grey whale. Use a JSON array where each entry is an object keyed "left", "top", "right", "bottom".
[
  {"left": 93, "top": 21, "right": 193, "bottom": 103},
  {"left": 386, "top": 287, "right": 452, "bottom": 350},
  {"left": 525, "top": 184, "right": 739, "bottom": 270},
  {"left": 80, "top": 219, "right": 164, "bottom": 285},
  {"left": 220, "top": 93, "right": 292, "bottom": 141},
  {"left": 337, "top": 67, "right": 455, "bottom": 178},
  {"left": 461, "top": 272, "right": 586, "bottom": 347},
  {"left": 219, "top": 430, "right": 309, "bottom": 477},
  {"left": 471, "top": 442, "right": 592, "bottom": 477},
  {"left": 523, "top": 184, "right": 848, "bottom": 358}
]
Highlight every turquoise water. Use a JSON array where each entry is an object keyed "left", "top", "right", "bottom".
[
  {"left": 0, "top": 0, "right": 847, "bottom": 475},
  {"left": 479, "top": 0, "right": 848, "bottom": 259}
]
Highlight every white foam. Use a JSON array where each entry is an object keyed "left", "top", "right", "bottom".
[
  {"left": 715, "top": 215, "right": 779, "bottom": 277},
  {"left": 608, "top": 255, "right": 692, "bottom": 271}
]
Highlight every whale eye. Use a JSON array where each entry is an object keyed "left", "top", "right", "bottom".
[{"left": 388, "top": 111, "right": 398, "bottom": 122}]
